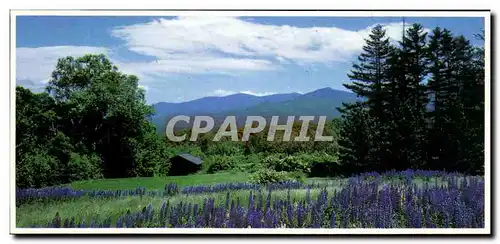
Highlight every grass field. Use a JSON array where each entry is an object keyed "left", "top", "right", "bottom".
[
  {"left": 17, "top": 172, "right": 346, "bottom": 227},
  {"left": 69, "top": 171, "right": 251, "bottom": 190},
  {"left": 16, "top": 171, "right": 484, "bottom": 228}
]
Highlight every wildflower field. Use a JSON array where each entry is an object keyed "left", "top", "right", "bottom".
[{"left": 15, "top": 170, "right": 484, "bottom": 229}]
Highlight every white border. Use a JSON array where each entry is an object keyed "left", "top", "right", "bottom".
[
  {"left": 10, "top": 10, "right": 491, "bottom": 17},
  {"left": 9, "top": 9, "right": 492, "bottom": 235}
]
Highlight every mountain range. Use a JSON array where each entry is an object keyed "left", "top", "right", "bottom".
[{"left": 151, "top": 87, "right": 359, "bottom": 132}]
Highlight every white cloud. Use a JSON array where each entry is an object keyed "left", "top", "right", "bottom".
[
  {"left": 240, "top": 90, "right": 277, "bottom": 96},
  {"left": 15, "top": 18, "right": 428, "bottom": 102},
  {"left": 116, "top": 55, "right": 276, "bottom": 77},
  {"left": 211, "top": 89, "right": 236, "bottom": 96},
  {"left": 111, "top": 17, "right": 413, "bottom": 67},
  {"left": 16, "top": 46, "right": 109, "bottom": 89},
  {"left": 209, "top": 89, "right": 276, "bottom": 97}
]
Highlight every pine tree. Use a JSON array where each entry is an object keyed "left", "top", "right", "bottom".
[
  {"left": 426, "top": 27, "right": 456, "bottom": 171},
  {"left": 392, "top": 24, "right": 429, "bottom": 169},
  {"left": 337, "top": 102, "right": 375, "bottom": 174},
  {"left": 426, "top": 28, "right": 484, "bottom": 173},
  {"left": 467, "top": 31, "right": 486, "bottom": 174},
  {"left": 345, "top": 24, "right": 392, "bottom": 120},
  {"left": 343, "top": 24, "right": 392, "bottom": 171},
  {"left": 452, "top": 35, "right": 484, "bottom": 173}
]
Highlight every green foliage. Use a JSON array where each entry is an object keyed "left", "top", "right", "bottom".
[
  {"left": 338, "top": 102, "right": 376, "bottom": 174},
  {"left": 16, "top": 148, "right": 58, "bottom": 188},
  {"left": 205, "top": 155, "right": 238, "bottom": 174},
  {"left": 338, "top": 24, "right": 484, "bottom": 175},
  {"left": 272, "top": 155, "right": 311, "bottom": 174},
  {"left": 205, "top": 141, "right": 244, "bottom": 156},
  {"left": 16, "top": 54, "right": 172, "bottom": 187},
  {"left": 249, "top": 169, "right": 300, "bottom": 184},
  {"left": 236, "top": 153, "right": 264, "bottom": 173},
  {"left": 67, "top": 152, "right": 102, "bottom": 181},
  {"left": 165, "top": 145, "right": 204, "bottom": 159}
]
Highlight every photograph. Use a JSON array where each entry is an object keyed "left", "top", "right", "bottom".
[{"left": 10, "top": 10, "right": 491, "bottom": 235}]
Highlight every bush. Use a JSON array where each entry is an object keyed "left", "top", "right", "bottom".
[
  {"left": 261, "top": 154, "right": 283, "bottom": 169},
  {"left": 287, "top": 170, "right": 307, "bottom": 183},
  {"left": 294, "top": 152, "right": 342, "bottom": 177},
  {"left": 206, "top": 141, "right": 244, "bottom": 156},
  {"left": 249, "top": 169, "right": 303, "bottom": 184},
  {"left": 237, "top": 153, "right": 264, "bottom": 173},
  {"left": 67, "top": 152, "right": 102, "bottom": 181},
  {"left": 16, "top": 148, "right": 58, "bottom": 188},
  {"left": 275, "top": 155, "right": 311, "bottom": 174},
  {"left": 205, "top": 155, "right": 238, "bottom": 174},
  {"left": 262, "top": 154, "right": 311, "bottom": 174}
]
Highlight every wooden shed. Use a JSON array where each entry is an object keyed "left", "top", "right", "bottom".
[{"left": 168, "top": 153, "right": 203, "bottom": 176}]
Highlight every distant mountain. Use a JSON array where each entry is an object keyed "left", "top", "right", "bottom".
[
  {"left": 226, "top": 87, "right": 357, "bottom": 117},
  {"left": 151, "top": 92, "right": 301, "bottom": 131},
  {"left": 151, "top": 88, "right": 359, "bottom": 132},
  {"left": 153, "top": 92, "right": 301, "bottom": 117}
]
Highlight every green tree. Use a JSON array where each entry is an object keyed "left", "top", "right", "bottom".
[
  {"left": 384, "top": 24, "right": 429, "bottom": 170},
  {"left": 342, "top": 24, "right": 392, "bottom": 171},
  {"left": 337, "top": 102, "right": 375, "bottom": 174},
  {"left": 425, "top": 27, "right": 484, "bottom": 173},
  {"left": 16, "top": 86, "right": 103, "bottom": 187},
  {"left": 452, "top": 35, "right": 484, "bottom": 173},
  {"left": 425, "top": 27, "right": 456, "bottom": 171},
  {"left": 45, "top": 54, "right": 164, "bottom": 178}
]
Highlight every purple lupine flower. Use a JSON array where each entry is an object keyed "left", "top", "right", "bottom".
[
  {"left": 225, "top": 191, "right": 230, "bottom": 210},
  {"left": 306, "top": 187, "right": 311, "bottom": 204},
  {"left": 257, "top": 190, "right": 264, "bottom": 211},
  {"left": 330, "top": 210, "right": 336, "bottom": 228},
  {"left": 248, "top": 191, "right": 255, "bottom": 211},
  {"left": 286, "top": 200, "right": 294, "bottom": 226},
  {"left": 265, "top": 190, "right": 272, "bottom": 212},
  {"left": 297, "top": 201, "right": 304, "bottom": 227}
]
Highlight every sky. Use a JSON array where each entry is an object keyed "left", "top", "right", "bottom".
[{"left": 16, "top": 15, "right": 484, "bottom": 104}]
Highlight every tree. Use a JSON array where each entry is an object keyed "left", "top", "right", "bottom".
[
  {"left": 342, "top": 24, "right": 393, "bottom": 171},
  {"left": 385, "top": 23, "right": 429, "bottom": 170},
  {"left": 16, "top": 86, "right": 102, "bottom": 187},
  {"left": 345, "top": 24, "right": 392, "bottom": 120},
  {"left": 425, "top": 27, "right": 484, "bottom": 173},
  {"left": 337, "top": 102, "right": 375, "bottom": 174},
  {"left": 425, "top": 27, "right": 456, "bottom": 171},
  {"left": 45, "top": 54, "right": 164, "bottom": 178},
  {"left": 452, "top": 35, "right": 484, "bottom": 173}
]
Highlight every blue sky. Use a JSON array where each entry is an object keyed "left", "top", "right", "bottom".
[{"left": 16, "top": 16, "right": 484, "bottom": 104}]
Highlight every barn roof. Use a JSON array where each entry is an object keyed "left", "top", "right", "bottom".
[{"left": 174, "top": 153, "right": 203, "bottom": 165}]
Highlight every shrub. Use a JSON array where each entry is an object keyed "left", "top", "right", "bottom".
[
  {"left": 262, "top": 154, "right": 311, "bottom": 174},
  {"left": 295, "top": 152, "right": 342, "bottom": 177},
  {"left": 275, "top": 155, "right": 311, "bottom": 174},
  {"left": 16, "top": 148, "right": 58, "bottom": 188},
  {"left": 249, "top": 169, "right": 302, "bottom": 184},
  {"left": 205, "top": 155, "right": 238, "bottom": 174},
  {"left": 237, "top": 153, "right": 264, "bottom": 173},
  {"left": 206, "top": 141, "right": 244, "bottom": 156},
  {"left": 67, "top": 152, "right": 102, "bottom": 181},
  {"left": 262, "top": 154, "right": 284, "bottom": 167}
]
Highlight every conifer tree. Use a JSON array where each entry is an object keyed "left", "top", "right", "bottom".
[
  {"left": 389, "top": 23, "right": 429, "bottom": 169},
  {"left": 342, "top": 24, "right": 392, "bottom": 171},
  {"left": 337, "top": 102, "right": 375, "bottom": 174},
  {"left": 345, "top": 24, "right": 392, "bottom": 120},
  {"left": 426, "top": 27, "right": 456, "bottom": 171},
  {"left": 426, "top": 28, "right": 484, "bottom": 173},
  {"left": 452, "top": 35, "right": 484, "bottom": 173}
]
